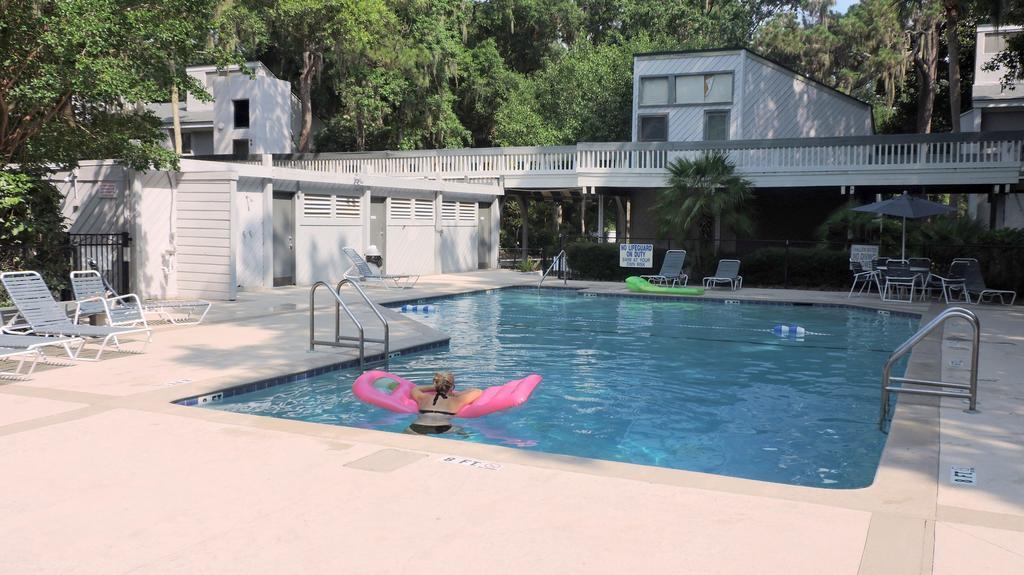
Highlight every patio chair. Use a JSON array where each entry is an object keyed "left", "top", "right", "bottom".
[
  {"left": 640, "top": 250, "right": 688, "bottom": 287},
  {"left": 0, "top": 271, "right": 151, "bottom": 360},
  {"left": 0, "top": 334, "right": 86, "bottom": 360},
  {"left": 342, "top": 247, "right": 419, "bottom": 289},
  {"left": 847, "top": 259, "right": 878, "bottom": 297},
  {"left": 73, "top": 268, "right": 211, "bottom": 326},
  {"left": 952, "top": 258, "right": 1017, "bottom": 305},
  {"left": 907, "top": 257, "right": 936, "bottom": 298},
  {"left": 0, "top": 346, "right": 40, "bottom": 378},
  {"left": 880, "top": 259, "right": 922, "bottom": 303},
  {"left": 702, "top": 259, "right": 743, "bottom": 291}
]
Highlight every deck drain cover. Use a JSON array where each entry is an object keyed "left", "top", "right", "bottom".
[
  {"left": 344, "top": 449, "right": 427, "bottom": 472},
  {"left": 950, "top": 466, "right": 977, "bottom": 486}
]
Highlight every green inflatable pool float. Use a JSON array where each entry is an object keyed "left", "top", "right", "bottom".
[{"left": 625, "top": 276, "right": 705, "bottom": 296}]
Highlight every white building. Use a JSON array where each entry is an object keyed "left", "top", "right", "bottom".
[
  {"left": 55, "top": 158, "right": 502, "bottom": 300},
  {"left": 962, "top": 24, "right": 1024, "bottom": 228},
  {"left": 632, "top": 48, "right": 874, "bottom": 142},
  {"left": 148, "top": 62, "right": 300, "bottom": 156}
]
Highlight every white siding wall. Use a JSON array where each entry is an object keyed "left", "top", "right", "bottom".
[
  {"left": 132, "top": 172, "right": 174, "bottom": 299},
  {"left": 235, "top": 177, "right": 265, "bottom": 289},
  {"left": 632, "top": 52, "right": 744, "bottom": 142},
  {"left": 740, "top": 54, "right": 872, "bottom": 139},
  {"left": 50, "top": 163, "right": 128, "bottom": 233},
  {"left": 173, "top": 173, "right": 237, "bottom": 300},
  {"left": 385, "top": 195, "right": 437, "bottom": 275},
  {"left": 972, "top": 26, "right": 1024, "bottom": 101},
  {"left": 632, "top": 50, "right": 872, "bottom": 142},
  {"left": 295, "top": 191, "right": 364, "bottom": 285}
]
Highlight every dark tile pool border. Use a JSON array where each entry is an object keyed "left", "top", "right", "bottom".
[
  {"left": 178, "top": 285, "right": 920, "bottom": 407},
  {"left": 174, "top": 338, "right": 450, "bottom": 407}
]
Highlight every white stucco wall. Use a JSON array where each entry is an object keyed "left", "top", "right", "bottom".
[
  {"left": 131, "top": 172, "right": 174, "bottom": 299},
  {"left": 50, "top": 163, "right": 128, "bottom": 234},
  {"left": 972, "top": 25, "right": 1024, "bottom": 101},
  {"left": 208, "top": 71, "right": 294, "bottom": 154},
  {"left": 632, "top": 50, "right": 872, "bottom": 142},
  {"left": 294, "top": 189, "right": 365, "bottom": 285}
]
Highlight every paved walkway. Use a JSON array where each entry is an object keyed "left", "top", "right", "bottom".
[{"left": 0, "top": 271, "right": 1020, "bottom": 574}]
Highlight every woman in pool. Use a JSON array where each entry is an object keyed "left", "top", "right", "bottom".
[{"left": 407, "top": 372, "right": 482, "bottom": 435}]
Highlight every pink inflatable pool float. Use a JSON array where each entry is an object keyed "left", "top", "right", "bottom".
[{"left": 352, "top": 370, "right": 542, "bottom": 418}]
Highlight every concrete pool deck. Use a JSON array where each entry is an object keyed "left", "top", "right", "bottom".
[{"left": 0, "top": 270, "right": 1020, "bottom": 574}]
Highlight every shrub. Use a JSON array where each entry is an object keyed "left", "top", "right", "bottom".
[
  {"left": 564, "top": 241, "right": 664, "bottom": 281},
  {"left": 741, "top": 247, "right": 850, "bottom": 289},
  {"left": 0, "top": 172, "right": 70, "bottom": 305}
]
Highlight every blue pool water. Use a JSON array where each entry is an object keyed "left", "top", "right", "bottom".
[{"left": 207, "top": 289, "right": 918, "bottom": 488}]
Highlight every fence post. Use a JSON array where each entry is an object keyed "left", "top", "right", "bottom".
[
  {"left": 120, "top": 231, "right": 132, "bottom": 294},
  {"left": 783, "top": 240, "right": 790, "bottom": 288}
]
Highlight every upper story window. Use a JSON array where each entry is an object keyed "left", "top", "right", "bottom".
[
  {"left": 704, "top": 111, "right": 730, "bottom": 141},
  {"left": 638, "top": 115, "right": 668, "bottom": 142},
  {"left": 639, "top": 77, "right": 670, "bottom": 106},
  {"left": 233, "top": 99, "right": 250, "bottom": 128},
  {"left": 676, "top": 73, "right": 733, "bottom": 104}
]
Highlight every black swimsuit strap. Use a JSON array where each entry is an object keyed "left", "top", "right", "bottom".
[{"left": 419, "top": 409, "right": 456, "bottom": 416}]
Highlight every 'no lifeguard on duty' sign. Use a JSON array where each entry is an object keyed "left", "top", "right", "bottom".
[{"left": 619, "top": 244, "right": 654, "bottom": 268}]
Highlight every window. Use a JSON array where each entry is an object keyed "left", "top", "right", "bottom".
[
  {"left": 639, "top": 77, "right": 669, "bottom": 106},
  {"left": 984, "top": 32, "right": 1020, "bottom": 54},
  {"left": 303, "top": 194, "right": 332, "bottom": 218},
  {"left": 231, "top": 138, "right": 249, "bottom": 157},
  {"left": 335, "top": 196, "right": 361, "bottom": 218},
  {"left": 674, "top": 73, "right": 733, "bottom": 104},
  {"left": 442, "top": 200, "right": 478, "bottom": 222},
  {"left": 233, "top": 99, "right": 250, "bottom": 128},
  {"left": 704, "top": 111, "right": 730, "bottom": 141},
  {"left": 457, "top": 202, "right": 476, "bottom": 222},
  {"left": 638, "top": 115, "right": 668, "bottom": 142}
]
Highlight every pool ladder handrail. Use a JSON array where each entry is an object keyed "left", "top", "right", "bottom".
[
  {"left": 539, "top": 250, "right": 568, "bottom": 286},
  {"left": 308, "top": 279, "right": 390, "bottom": 369},
  {"left": 879, "top": 306, "right": 980, "bottom": 431}
]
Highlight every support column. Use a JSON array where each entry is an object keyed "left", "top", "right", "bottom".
[
  {"left": 580, "top": 190, "right": 587, "bottom": 236},
  {"left": 490, "top": 197, "right": 500, "bottom": 268},
  {"left": 128, "top": 169, "right": 144, "bottom": 296},
  {"left": 261, "top": 154, "right": 274, "bottom": 289},
  {"left": 434, "top": 191, "right": 443, "bottom": 274},
  {"left": 596, "top": 190, "right": 605, "bottom": 241},
  {"left": 614, "top": 197, "right": 625, "bottom": 242},
  {"left": 360, "top": 186, "right": 372, "bottom": 251},
  {"left": 518, "top": 194, "right": 529, "bottom": 260}
]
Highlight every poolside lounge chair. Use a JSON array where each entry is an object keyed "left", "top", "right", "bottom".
[
  {"left": 703, "top": 259, "right": 743, "bottom": 290},
  {"left": 71, "top": 270, "right": 211, "bottom": 326},
  {"left": 1, "top": 271, "right": 151, "bottom": 360},
  {"left": 940, "top": 258, "right": 1017, "bottom": 305},
  {"left": 641, "top": 250, "right": 688, "bottom": 287},
  {"left": 0, "top": 334, "right": 85, "bottom": 377},
  {"left": 342, "top": 247, "right": 419, "bottom": 289}
]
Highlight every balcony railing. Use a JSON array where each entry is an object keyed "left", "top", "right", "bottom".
[{"left": 266, "top": 131, "right": 1024, "bottom": 183}]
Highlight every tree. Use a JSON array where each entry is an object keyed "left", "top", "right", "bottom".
[
  {"left": 270, "top": 0, "right": 392, "bottom": 152},
  {"left": 0, "top": 0, "right": 221, "bottom": 170},
  {"left": 945, "top": 0, "right": 963, "bottom": 132},
  {"left": 654, "top": 152, "right": 754, "bottom": 269},
  {"left": 908, "top": 0, "right": 943, "bottom": 133}
]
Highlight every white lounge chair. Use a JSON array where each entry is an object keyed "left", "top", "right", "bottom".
[
  {"left": 703, "top": 259, "right": 743, "bottom": 290},
  {"left": 0, "top": 334, "right": 84, "bottom": 377},
  {"left": 342, "top": 247, "right": 419, "bottom": 289},
  {"left": 71, "top": 270, "right": 210, "bottom": 326},
  {"left": 641, "top": 250, "right": 688, "bottom": 287},
  {"left": 1, "top": 271, "right": 151, "bottom": 360}
]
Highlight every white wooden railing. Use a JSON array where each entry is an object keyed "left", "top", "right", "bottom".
[{"left": 266, "top": 132, "right": 1024, "bottom": 182}]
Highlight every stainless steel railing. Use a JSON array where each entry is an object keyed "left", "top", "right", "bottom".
[
  {"left": 539, "top": 250, "right": 568, "bottom": 287},
  {"left": 308, "top": 279, "right": 390, "bottom": 369},
  {"left": 879, "top": 306, "right": 980, "bottom": 431}
]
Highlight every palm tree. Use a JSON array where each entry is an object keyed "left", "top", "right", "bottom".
[{"left": 654, "top": 151, "right": 754, "bottom": 271}]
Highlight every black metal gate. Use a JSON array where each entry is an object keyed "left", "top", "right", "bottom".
[{"left": 69, "top": 233, "right": 131, "bottom": 294}]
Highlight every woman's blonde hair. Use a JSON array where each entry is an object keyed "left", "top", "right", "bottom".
[{"left": 433, "top": 372, "right": 455, "bottom": 396}]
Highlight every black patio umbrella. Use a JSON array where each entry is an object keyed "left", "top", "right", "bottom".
[{"left": 851, "top": 194, "right": 955, "bottom": 260}]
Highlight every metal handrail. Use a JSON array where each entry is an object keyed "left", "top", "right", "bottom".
[
  {"left": 539, "top": 250, "right": 568, "bottom": 286},
  {"left": 879, "top": 306, "right": 980, "bottom": 431},
  {"left": 336, "top": 278, "right": 389, "bottom": 367},
  {"left": 309, "top": 280, "right": 389, "bottom": 369}
]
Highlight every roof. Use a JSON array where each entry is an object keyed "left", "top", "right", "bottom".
[
  {"left": 145, "top": 102, "right": 214, "bottom": 126},
  {"left": 633, "top": 47, "right": 873, "bottom": 111}
]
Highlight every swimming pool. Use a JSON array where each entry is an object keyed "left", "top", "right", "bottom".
[{"left": 207, "top": 289, "right": 918, "bottom": 488}]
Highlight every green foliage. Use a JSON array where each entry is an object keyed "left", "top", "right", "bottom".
[
  {"left": 565, "top": 241, "right": 628, "bottom": 281},
  {"left": 741, "top": 247, "right": 850, "bottom": 289},
  {"left": 1, "top": 0, "right": 221, "bottom": 171},
  {"left": 0, "top": 172, "right": 70, "bottom": 304},
  {"left": 656, "top": 151, "right": 753, "bottom": 241}
]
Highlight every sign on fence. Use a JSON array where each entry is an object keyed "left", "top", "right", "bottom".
[
  {"left": 619, "top": 243, "right": 654, "bottom": 268},
  {"left": 850, "top": 244, "right": 879, "bottom": 266}
]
